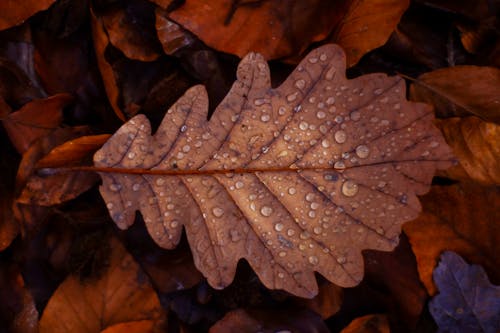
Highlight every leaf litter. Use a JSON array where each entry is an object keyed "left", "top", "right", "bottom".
[{"left": 93, "top": 44, "right": 454, "bottom": 298}]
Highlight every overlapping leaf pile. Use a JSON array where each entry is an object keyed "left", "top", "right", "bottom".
[{"left": 95, "top": 44, "right": 453, "bottom": 297}]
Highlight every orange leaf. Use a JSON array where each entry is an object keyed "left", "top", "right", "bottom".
[
  {"left": 39, "top": 235, "right": 166, "bottom": 333},
  {"left": 341, "top": 314, "right": 390, "bottom": 333},
  {"left": 167, "top": 0, "right": 408, "bottom": 65},
  {"left": 1, "top": 93, "right": 72, "bottom": 153},
  {"left": 94, "top": 44, "right": 453, "bottom": 297},
  {"left": 0, "top": 0, "right": 55, "bottom": 31},
  {"left": 436, "top": 117, "right": 499, "bottom": 185},
  {"left": 403, "top": 182, "right": 500, "bottom": 295}
]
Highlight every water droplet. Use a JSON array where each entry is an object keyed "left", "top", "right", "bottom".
[
  {"left": 295, "top": 79, "right": 306, "bottom": 89},
  {"left": 279, "top": 251, "right": 287, "bottom": 257},
  {"left": 429, "top": 141, "right": 439, "bottom": 148},
  {"left": 334, "top": 161, "right": 345, "bottom": 170},
  {"left": 260, "top": 206, "right": 273, "bottom": 217},
  {"left": 254, "top": 98, "right": 266, "bottom": 106},
  {"left": 109, "top": 184, "right": 121, "bottom": 192},
  {"left": 180, "top": 125, "right": 187, "bottom": 132},
  {"left": 212, "top": 207, "right": 224, "bottom": 217},
  {"left": 319, "top": 53, "right": 327, "bottom": 61},
  {"left": 325, "top": 66, "right": 336, "bottom": 80},
  {"left": 305, "top": 193, "right": 315, "bottom": 202},
  {"left": 194, "top": 141, "right": 202, "bottom": 148},
  {"left": 310, "top": 202, "right": 320, "bottom": 210},
  {"left": 308, "top": 210, "right": 316, "bottom": 218},
  {"left": 316, "top": 111, "right": 326, "bottom": 119},
  {"left": 261, "top": 114, "right": 270, "bottom": 122},
  {"left": 106, "top": 202, "right": 114, "bottom": 209},
  {"left": 308, "top": 256, "right": 319, "bottom": 265},
  {"left": 274, "top": 223, "right": 284, "bottom": 232},
  {"left": 127, "top": 152, "right": 135, "bottom": 159},
  {"left": 132, "top": 183, "right": 141, "bottom": 191},
  {"left": 167, "top": 203, "right": 175, "bottom": 210},
  {"left": 230, "top": 229, "right": 241, "bottom": 242},
  {"left": 334, "top": 130, "right": 347, "bottom": 144},
  {"left": 337, "top": 256, "right": 346, "bottom": 264},
  {"left": 321, "top": 139, "right": 330, "bottom": 148},
  {"left": 288, "top": 187, "right": 296, "bottom": 195},
  {"left": 170, "top": 220, "right": 179, "bottom": 228},
  {"left": 350, "top": 111, "right": 361, "bottom": 121},
  {"left": 326, "top": 97, "right": 335, "bottom": 105},
  {"left": 156, "top": 178, "right": 165, "bottom": 186},
  {"left": 299, "top": 121, "right": 308, "bottom": 130},
  {"left": 355, "top": 145, "right": 370, "bottom": 159},
  {"left": 374, "top": 88, "right": 383, "bottom": 95},
  {"left": 313, "top": 226, "right": 322, "bottom": 234},
  {"left": 202, "top": 132, "right": 211, "bottom": 140},
  {"left": 286, "top": 92, "right": 298, "bottom": 102},
  {"left": 308, "top": 57, "right": 318, "bottom": 63},
  {"left": 300, "top": 231, "right": 310, "bottom": 240},
  {"left": 235, "top": 181, "right": 244, "bottom": 189},
  {"left": 182, "top": 145, "right": 191, "bottom": 153},
  {"left": 278, "top": 150, "right": 288, "bottom": 157},
  {"left": 334, "top": 115, "right": 343, "bottom": 123},
  {"left": 342, "top": 180, "right": 359, "bottom": 197},
  {"left": 287, "top": 229, "right": 295, "bottom": 236}
]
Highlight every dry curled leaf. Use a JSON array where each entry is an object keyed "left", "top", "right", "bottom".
[
  {"left": 94, "top": 44, "right": 453, "bottom": 297},
  {"left": 409, "top": 66, "right": 500, "bottom": 123},
  {"left": 437, "top": 117, "right": 499, "bottom": 185}
]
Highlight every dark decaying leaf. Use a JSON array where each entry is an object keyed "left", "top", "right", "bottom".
[
  {"left": 429, "top": 251, "right": 500, "bottom": 333},
  {"left": 94, "top": 44, "right": 453, "bottom": 298},
  {"left": 1, "top": 93, "right": 71, "bottom": 154},
  {"left": 403, "top": 182, "right": 500, "bottom": 295},
  {"left": 39, "top": 234, "right": 166, "bottom": 333},
  {"left": 209, "top": 307, "right": 329, "bottom": 333},
  {"left": 340, "top": 314, "right": 389, "bottom": 333},
  {"left": 0, "top": 0, "right": 55, "bottom": 31}
]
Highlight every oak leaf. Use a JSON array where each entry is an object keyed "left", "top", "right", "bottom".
[
  {"left": 429, "top": 251, "right": 500, "bottom": 333},
  {"left": 94, "top": 44, "right": 453, "bottom": 297}
]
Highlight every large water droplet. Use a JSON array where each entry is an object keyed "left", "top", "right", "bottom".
[
  {"left": 334, "top": 130, "right": 347, "bottom": 144},
  {"left": 355, "top": 145, "right": 370, "bottom": 159},
  {"left": 212, "top": 207, "right": 224, "bottom": 217},
  {"left": 274, "top": 223, "right": 284, "bottom": 232},
  {"left": 127, "top": 152, "right": 135, "bottom": 159},
  {"left": 295, "top": 79, "right": 306, "bottom": 89},
  {"left": 342, "top": 180, "right": 359, "bottom": 197},
  {"left": 260, "top": 206, "right": 273, "bottom": 217},
  {"left": 260, "top": 114, "right": 270, "bottom": 122},
  {"left": 288, "top": 187, "right": 296, "bottom": 195},
  {"left": 286, "top": 92, "right": 298, "bottom": 102},
  {"left": 299, "top": 121, "right": 308, "bottom": 130},
  {"left": 235, "top": 181, "right": 244, "bottom": 189},
  {"left": 308, "top": 256, "right": 319, "bottom": 265}
]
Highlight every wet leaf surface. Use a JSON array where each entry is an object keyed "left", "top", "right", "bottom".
[
  {"left": 429, "top": 251, "right": 500, "bottom": 333},
  {"left": 95, "top": 44, "right": 453, "bottom": 297}
]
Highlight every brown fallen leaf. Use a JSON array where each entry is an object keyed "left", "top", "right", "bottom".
[
  {"left": 94, "top": 44, "right": 453, "bottom": 297},
  {"left": 0, "top": 0, "right": 55, "bottom": 31},
  {"left": 403, "top": 182, "right": 500, "bottom": 295},
  {"left": 209, "top": 307, "right": 329, "bottom": 333},
  {"left": 39, "top": 234, "right": 166, "bottom": 333},
  {"left": 436, "top": 117, "right": 499, "bottom": 185},
  {"left": 167, "top": 0, "right": 408, "bottom": 65},
  {"left": 340, "top": 314, "right": 390, "bottom": 333},
  {"left": 100, "top": 1, "right": 162, "bottom": 62},
  {"left": 90, "top": 8, "right": 126, "bottom": 122},
  {"left": 298, "top": 280, "right": 343, "bottom": 319},
  {"left": 1, "top": 93, "right": 71, "bottom": 153},
  {"left": 409, "top": 66, "right": 500, "bottom": 123},
  {"left": 17, "top": 134, "right": 108, "bottom": 207}
]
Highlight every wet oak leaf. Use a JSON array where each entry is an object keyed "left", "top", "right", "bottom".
[
  {"left": 94, "top": 44, "right": 453, "bottom": 297},
  {"left": 39, "top": 235, "right": 165, "bottom": 333},
  {"left": 429, "top": 251, "right": 500, "bottom": 333}
]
